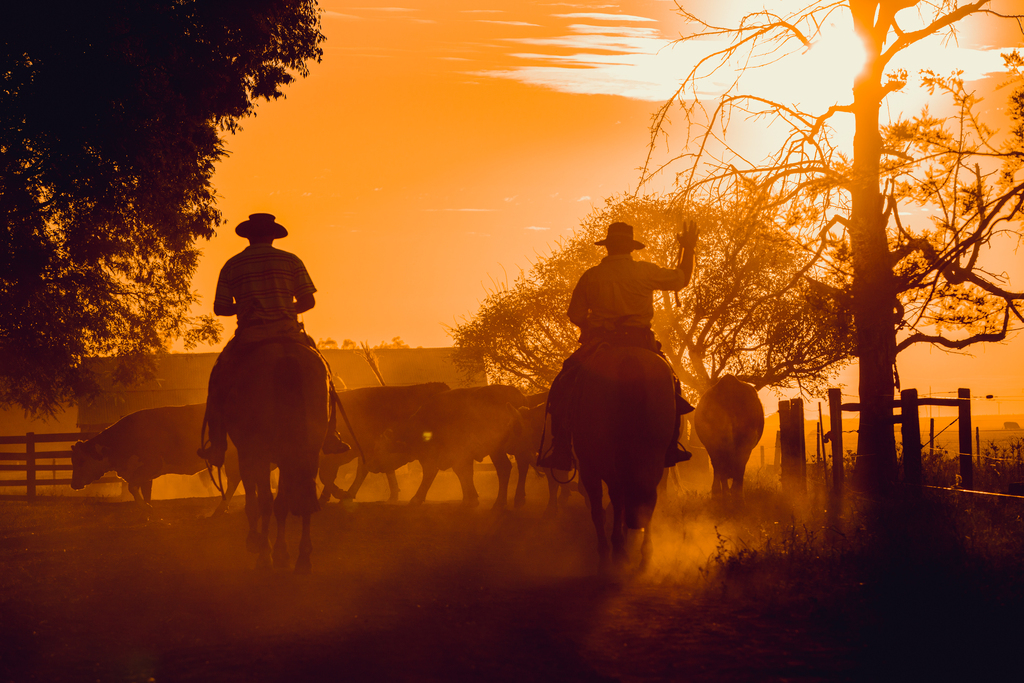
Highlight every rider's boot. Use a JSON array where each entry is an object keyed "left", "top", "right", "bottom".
[
  {"left": 198, "top": 409, "right": 227, "bottom": 468},
  {"left": 537, "top": 412, "right": 574, "bottom": 471},
  {"left": 321, "top": 387, "right": 351, "bottom": 454},
  {"left": 665, "top": 394, "right": 696, "bottom": 467},
  {"left": 322, "top": 432, "right": 351, "bottom": 454}
]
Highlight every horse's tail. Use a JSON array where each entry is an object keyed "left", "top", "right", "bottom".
[
  {"left": 618, "top": 353, "right": 662, "bottom": 530},
  {"left": 272, "top": 350, "right": 320, "bottom": 516}
]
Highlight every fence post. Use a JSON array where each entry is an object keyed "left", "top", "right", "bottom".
[
  {"left": 958, "top": 388, "right": 973, "bottom": 489},
  {"left": 26, "top": 432, "right": 36, "bottom": 501},
  {"left": 901, "top": 389, "right": 922, "bottom": 486},
  {"left": 828, "top": 389, "right": 844, "bottom": 499},
  {"left": 929, "top": 418, "right": 935, "bottom": 457},
  {"left": 780, "top": 398, "right": 806, "bottom": 495}
]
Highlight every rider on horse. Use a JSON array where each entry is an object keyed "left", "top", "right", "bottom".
[
  {"left": 538, "top": 220, "right": 699, "bottom": 471},
  {"left": 198, "top": 213, "right": 349, "bottom": 465}
]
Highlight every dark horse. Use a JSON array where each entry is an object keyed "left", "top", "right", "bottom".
[
  {"left": 224, "top": 341, "right": 330, "bottom": 573},
  {"left": 572, "top": 345, "right": 675, "bottom": 570}
]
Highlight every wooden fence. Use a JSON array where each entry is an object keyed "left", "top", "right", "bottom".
[
  {"left": 0, "top": 431, "right": 115, "bottom": 501},
  {"left": 779, "top": 388, "right": 978, "bottom": 495}
]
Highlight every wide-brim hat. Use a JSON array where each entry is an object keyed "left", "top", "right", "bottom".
[
  {"left": 595, "top": 221, "right": 645, "bottom": 250},
  {"left": 236, "top": 213, "right": 288, "bottom": 239}
]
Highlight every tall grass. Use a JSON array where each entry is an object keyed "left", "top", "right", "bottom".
[{"left": 689, "top": 483, "right": 1024, "bottom": 678}]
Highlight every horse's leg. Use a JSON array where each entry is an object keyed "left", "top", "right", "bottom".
[
  {"left": 383, "top": 470, "right": 400, "bottom": 503},
  {"left": 295, "top": 513, "right": 312, "bottom": 574},
  {"left": 141, "top": 479, "right": 153, "bottom": 503},
  {"left": 490, "top": 452, "right": 512, "bottom": 511},
  {"left": 240, "top": 460, "right": 263, "bottom": 553},
  {"left": 544, "top": 470, "right": 559, "bottom": 518},
  {"left": 272, "top": 486, "right": 290, "bottom": 569},
  {"left": 639, "top": 522, "right": 654, "bottom": 572},
  {"left": 513, "top": 457, "right": 529, "bottom": 509},
  {"left": 638, "top": 491, "right": 658, "bottom": 572},
  {"left": 609, "top": 488, "right": 627, "bottom": 565},
  {"left": 409, "top": 460, "right": 438, "bottom": 505},
  {"left": 255, "top": 465, "right": 274, "bottom": 569},
  {"left": 454, "top": 458, "right": 480, "bottom": 508},
  {"left": 581, "top": 473, "right": 608, "bottom": 568}
]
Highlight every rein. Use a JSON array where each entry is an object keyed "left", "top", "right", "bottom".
[{"left": 198, "top": 412, "right": 226, "bottom": 501}]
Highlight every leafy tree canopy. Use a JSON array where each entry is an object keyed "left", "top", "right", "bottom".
[
  {"left": 1, "top": 0, "right": 324, "bottom": 416},
  {"left": 451, "top": 192, "right": 854, "bottom": 399}
]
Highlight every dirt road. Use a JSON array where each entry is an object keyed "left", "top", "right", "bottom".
[{"left": 1, "top": 483, "right": 862, "bottom": 682}]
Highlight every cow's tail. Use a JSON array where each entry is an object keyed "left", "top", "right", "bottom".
[{"left": 272, "top": 351, "right": 320, "bottom": 516}]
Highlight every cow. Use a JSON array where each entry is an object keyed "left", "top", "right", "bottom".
[
  {"left": 382, "top": 384, "right": 528, "bottom": 509},
  {"left": 693, "top": 375, "right": 765, "bottom": 504},
  {"left": 317, "top": 382, "right": 451, "bottom": 504},
  {"left": 70, "top": 403, "right": 241, "bottom": 515},
  {"left": 501, "top": 399, "right": 577, "bottom": 514}
]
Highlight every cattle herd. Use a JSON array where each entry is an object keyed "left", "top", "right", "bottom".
[{"left": 69, "top": 375, "right": 764, "bottom": 572}]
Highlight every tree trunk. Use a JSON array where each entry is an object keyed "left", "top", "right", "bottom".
[{"left": 850, "top": 5, "right": 898, "bottom": 492}]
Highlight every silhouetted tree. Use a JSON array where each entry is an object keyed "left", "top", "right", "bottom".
[
  {"left": 648, "top": 1, "right": 1024, "bottom": 491},
  {"left": 451, "top": 193, "right": 853, "bottom": 398},
  {"left": 1, "top": 1, "right": 324, "bottom": 415}
]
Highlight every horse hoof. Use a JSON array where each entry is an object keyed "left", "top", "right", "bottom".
[
  {"left": 463, "top": 498, "right": 480, "bottom": 509},
  {"left": 409, "top": 497, "right": 425, "bottom": 506},
  {"left": 513, "top": 497, "right": 526, "bottom": 509},
  {"left": 256, "top": 553, "right": 272, "bottom": 571},
  {"left": 294, "top": 556, "right": 312, "bottom": 575},
  {"left": 542, "top": 505, "right": 558, "bottom": 520},
  {"left": 273, "top": 549, "right": 289, "bottom": 570}
]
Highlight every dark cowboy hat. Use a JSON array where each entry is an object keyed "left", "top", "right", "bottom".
[
  {"left": 595, "top": 222, "right": 645, "bottom": 250},
  {"left": 235, "top": 213, "right": 288, "bottom": 239}
]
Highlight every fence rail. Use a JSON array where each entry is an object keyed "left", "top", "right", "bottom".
[{"left": 0, "top": 431, "right": 120, "bottom": 501}]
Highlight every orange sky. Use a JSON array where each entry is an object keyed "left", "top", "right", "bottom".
[{"left": 191, "top": 0, "right": 1024, "bottom": 414}]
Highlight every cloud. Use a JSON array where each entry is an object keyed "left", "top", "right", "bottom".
[
  {"left": 323, "top": 11, "right": 362, "bottom": 20},
  {"left": 524, "top": 226, "right": 551, "bottom": 231},
  {"left": 477, "top": 20, "right": 540, "bottom": 27},
  {"left": 552, "top": 13, "right": 657, "bottom": 22},
  {"left": 577, "top": 196, "right": 591, "bottom": 201},
  {"left": 422, "top": 208, "right": 498, "bottom": 212}
]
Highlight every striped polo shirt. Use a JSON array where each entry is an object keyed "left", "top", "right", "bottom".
[{"left": 214, "top": 244, "right": 316, "bottom": 326}]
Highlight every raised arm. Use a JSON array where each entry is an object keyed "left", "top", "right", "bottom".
[{"left": 674, "top": 219, "right": 699, "bottom": 287}]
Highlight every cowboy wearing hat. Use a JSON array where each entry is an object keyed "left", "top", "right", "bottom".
[
  {"left": 537, "top": 220, "right": 699, "bottom": 471},
  {"left": 198, "top": 213, "right": 348, "bottom": 464}
]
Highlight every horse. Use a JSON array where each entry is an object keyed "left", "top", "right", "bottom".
[
  {"left": 222, "top": 341, "right": 330, "bottom": 573},
  {"left": 572, "top": 345, "right": 676, "bottom": 570}
]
